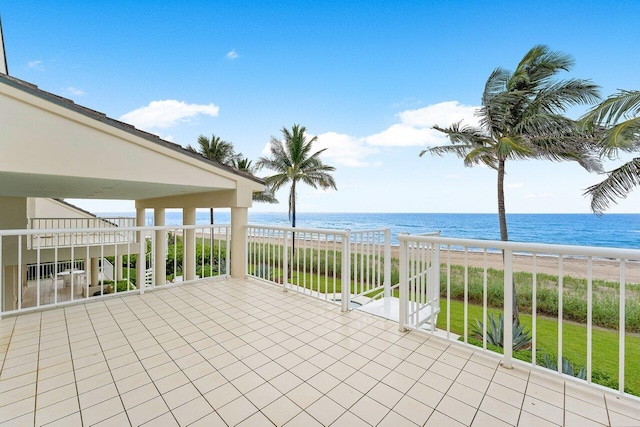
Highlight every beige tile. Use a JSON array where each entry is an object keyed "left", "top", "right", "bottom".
[
  {"left": 140, "top": 411, "right": 179, "bottom": 427},
  {"left": 286, "top": 382, "right": 322, "bottom": 409},
  {"left": 34, "top": 396, "right": 78, "bottom": 426},
  {"left": 378, "top": 409, "right": 419, "bottom": 426},
  {"left": 188, "top": 411, "right": 227, "bottom": 427},
  {"left": 289, "top": 361, "right": 321, "bottom": 381},
  {"left": 564, "top": 410, "right": 607, "bottom": 426},
  {"left": 608, "top": 409, "right": 640, "bottom": 426},
  {"left": 447, "top": 382, "right": 484, "bottom": 408},
  {"left": 479, "top": 395, "right": 520, "bottom": 425},
  {"left": 331, "top": 410, "right": 370, "bottom": 427},
  {"left": 43, "top": 411, "right": 82, "bottom": 427},
  {"left": 436, "top": 395, "right": 476, "bottom": 425},
  {"left": 493, "top": 369, "right": 528, "bottom": 393},
  {"left": 306, "top": 371, "right": 341, "bottom": 394},
  {"left": 565, "top": 395, "right": 609, "bottom": 425},
  {"left": 418, "top": 369, "right": 454, "bottom": 394},
  {"left": 270, "top": 371, "right": 303, "bottom": 394},
  {"left": 172, "top": 396, "right": 215, "bottom": 426},
  {"left": 344, "top": 371, "right": 378, "bottom": 394},
  {"left": 153, "top": 371, "right": 189, "bottom": 394},
  {"left": 203, "top": 382, "right": 242, "bottom": 409},
  {"left": 350, "top": 395, "right": 390, "bottom": 425},
  {"left": 424, "top": 410, "right": 466, "bottom": 427},
  {"left": 326, "top": 382, "right": 363, "bottom": 409},
  {"left": 486, "top": 381, "right": 524, "bottom": 408},
  {"left": 472, "top": 410, "right": 513, "bottom": 427},
  {"left": 522, "top": 396, "right": 563, "bottom": 425},
  {"left": 525, "top": 381, "right": 564, "bottom": 408},
  {"left": 78, "top": 382, "right": 118, "bottom": 409},
  {"left": 192, "top": 371, "right": 227, "bottom": 395},
  {"left": 162, "top": 383, "right": 201, "bottom": 410},
  {"left": 1, "top": 383, "right": 36, "bottom": 408},
  {"left": 517, "top": 410, "right": 560, "bottom": 426},
  {"left": 306, "top": 395, "right": 346, "bottom": 426},
  {"left": 237, "top": 410, "right": 276, "bottom": 427},
  {"left": 382, "top": 370, "right": 416, "bottom": 394},
  {"left": 429, "top": 360, "right": 461, "bottom": 381},
  {"left": 283, "top": 410, "right": 324, "bottom": 427},
  {"left": 393, "top": 395, "right": 434, "bottom": 425},
  {"left": 120, "top": 382, "right": 160, "bottom": 410},
  {"left": 407, "top": 381, "right": 444, "bottom": 408},
  {"left": 261, "top": 395, "right": 301, "bottom": 426},
  {"left": 0, "top": 397, "right": 34, "bottom": 424},
  {"left": 126, "top": 395, "right": 170, "bottom": 426},
  {"left": 368, "top": 382, "right": 404, "bottom": 409},
  {"left": 80, "top": 396, "right": 125, "bottom": 426}
]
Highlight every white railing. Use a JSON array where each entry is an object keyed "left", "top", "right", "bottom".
[
  {"left": 245, "top": 225, "right": 393, "bottom": 311},
  {"left": 0, "top": 224, "right": 231, "bottom": 316},
  {"left": 398, "top": 233, "right": 640, "bottom": 399},
  {"left": 351, "top": 229, "right": 391, "bottom": 300},
  {"left": 246, "top": 225, "right": 352, "bottom": 311},
  {"left": 29, "top": 217, "right": 137, "bottom": 248}
]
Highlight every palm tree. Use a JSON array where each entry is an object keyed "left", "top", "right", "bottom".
[
  {"left": 581, "top": 90, "right": 640, "bottom": 214},
  {"left": 188, "top": 134, "right": 241, "bottom": 224},
  {"left": 421, "top": 45, "right": 601, "bottom": 323},
  {"left": 233, "top": 158, "right": 279, "bottom": 204},
  {"left": 257, "top": 124, "right": 337, "bottom": 228}
]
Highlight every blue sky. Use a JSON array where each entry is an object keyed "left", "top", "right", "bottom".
[{"left": 3, "top": 1, "right": 639, "bottom": 214}]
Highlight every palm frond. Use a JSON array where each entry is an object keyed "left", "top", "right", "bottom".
[{"left": 585, "top": 157, "right": 640, "bottom": 214}]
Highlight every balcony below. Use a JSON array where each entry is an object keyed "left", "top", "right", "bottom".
[{"left": 1, "top": 278, "right": 639, "bottom": 426}]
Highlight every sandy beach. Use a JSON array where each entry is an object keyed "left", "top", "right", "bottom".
[
  {"left": 244, "top": 233, "right": 640, "bottom": 284},
  {"left": 390, "top": 245, "right": 640, "bottom": 284}
]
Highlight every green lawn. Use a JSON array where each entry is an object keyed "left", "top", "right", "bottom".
[{"left": 438, "top": 299, "right": 639, "bottom": 395}]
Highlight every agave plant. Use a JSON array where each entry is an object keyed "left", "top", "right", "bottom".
[
  {"left": 471, "top": 313, "right": 532, "bottom": 351},
  {"left": 541, "top": 354, "right": 587, "bottom": 380}
]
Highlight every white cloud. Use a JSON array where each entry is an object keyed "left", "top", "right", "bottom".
[
  {"left": 67, "top": 87, "right": 85, "bottom": 96},
  {"left": 397, "top": 101, "right": 479, "bottom": 129},
  {"left": 365, "top": 101, "right": 480, "bottom": 147},
  {"left": 27, "top": 60, "right": 43, "bottom": 70},
  {"left": 226, "top": 49, "right": 239, "bottom": 60},
  {"left": 315, "top": 132, "right": 379, "bottom": 167},
  {"left": 507, "top": 182, "right": 524, "bottom": 189},
  {"left": 119, "top": 100, "right": 219, "bottom": 130},
  {"left": 260, "top": 132, "right": 379, "bottom": 168}
]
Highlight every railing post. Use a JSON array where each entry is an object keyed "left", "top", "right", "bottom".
[
  {"left": 282, "top": 230, "right": 289, "bottom": 292},
  {"left": 384, "top": 228, "right": 391, "bottom": 299},
  {"left": 226, "top": 225, "right": 231, "bottom": 278},
  {"left": 138, "top": 229, "right": 145, "bottom": 295},
  {"left": 399, "top": 235, "right": 408, "bottom": 332},
  {"left": 502, "top": 249, "right": 513, "bottom": 368},
  {"left": 340, "top": 230, "right": 350, "bottom": 312}
]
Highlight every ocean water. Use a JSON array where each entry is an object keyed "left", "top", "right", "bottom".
[{"left": 101, "top": 211, "right": 640, "bottom": 249}]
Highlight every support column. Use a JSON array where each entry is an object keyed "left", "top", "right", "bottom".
[
  {"left": 117, "top": 255, "right": 124, "bottom": 280},
  {"left": 154, "top": 208, "right": 167, "bottom": 286},
  {"left": 136, "top": 208, "right": 145, "bottom": 290},
  {"left": 91, "top": 258, "right": 99, "bottom": 286},
  {"left": 230, "top": 207, "right": 248, "bottom": 279},
  {"left": 183, "top": 208, "right": 196, "bottom": 281}
]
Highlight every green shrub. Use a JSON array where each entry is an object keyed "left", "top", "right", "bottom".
[{"left": 471, "top": 313, "right": 532, "bottom": 351}]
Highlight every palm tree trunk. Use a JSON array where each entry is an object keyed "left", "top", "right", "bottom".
[
  {"left": 289, "top": 182, "right": 296, "bottom": 280},
  {"left": 498, "top": 160, "right": 520, "bottom": 325}
]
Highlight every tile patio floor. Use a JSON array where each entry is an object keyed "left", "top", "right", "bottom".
[{"left": 1, "top": 278, "right": 640, "bottom": 426}]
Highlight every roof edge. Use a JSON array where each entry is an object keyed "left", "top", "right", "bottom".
[{"left": 0, "top": 73, "right": 265, "bottom": 186}]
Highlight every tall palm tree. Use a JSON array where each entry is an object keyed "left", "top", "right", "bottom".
[
  {"left": 581, "top": 90, "right": 640, "bottom": 214},
  {"left": 233, "top": 158, "right": 279, "bottom": 204},
  {"left": 257, "top": 124, "right": 337, "bottom": 228},
  {"left": 421, "top": 45, "right": 601, "bottom": 323},
  {"left": 188, "top": 134, "right": 241, "bottom": 224}
]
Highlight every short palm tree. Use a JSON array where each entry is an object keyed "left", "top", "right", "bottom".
[
  {"left": 421, "top": 45, "right": 601, "bottom": 323},
  {"left": 581, "top": 90, "right": 640, "bottom": 213},
  {"left": 257, "top": 124, "right": 337, "bottom": 228},
  {"left": 188, "top": 134, "right": 242, "bottom": 224},
  {"left": 233, "top": 158, "right": 279, "bottom": 204}
]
